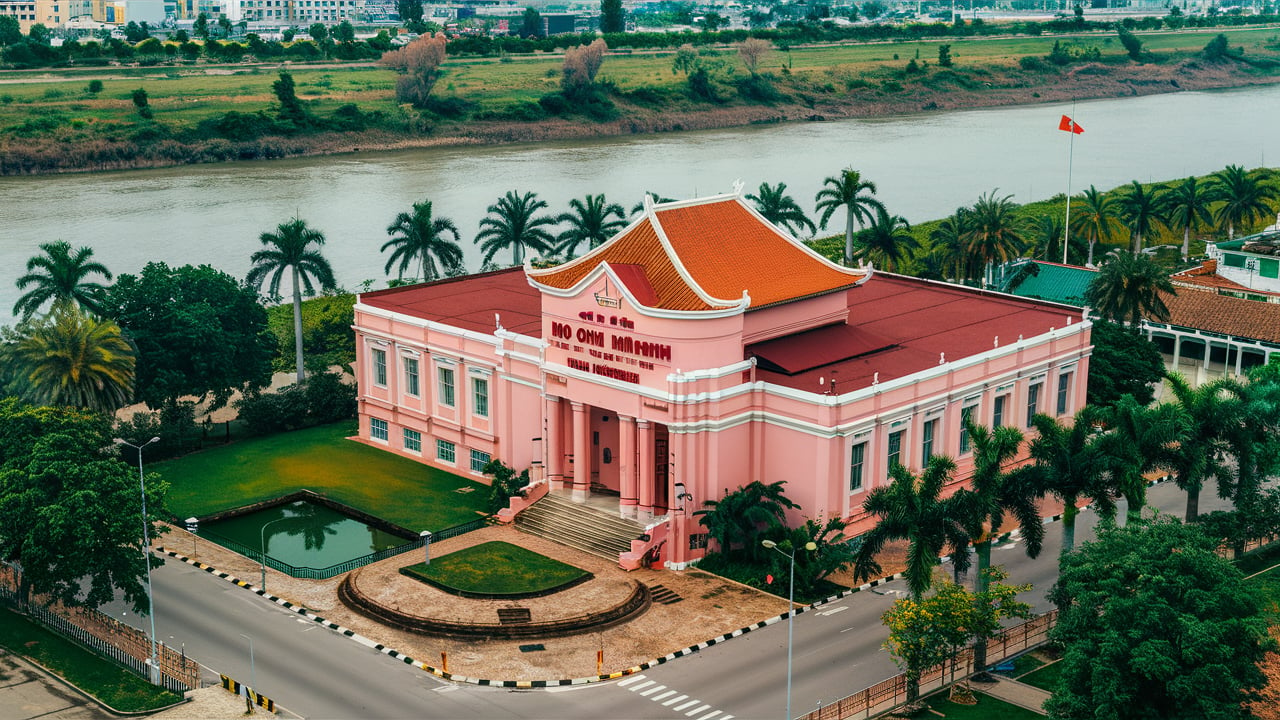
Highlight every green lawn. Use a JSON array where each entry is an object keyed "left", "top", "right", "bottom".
[
  {"left": 1017, "top": 660, "right": 1064, "bottom": 694},
  {"left": 924, "top": 690, "right": 1045, "bottom": 719},
  {"left": 0, "top": 607, "right": 182, "bottom": 712},
  {"left": 403, "top": 541, "right": 589, "bottom": 596},
  {"left": 992, "top": 652, "right": 1045, "bottom": 679},
  {"left": 156, "top": 422, "right": 490, "bottom": 532}
]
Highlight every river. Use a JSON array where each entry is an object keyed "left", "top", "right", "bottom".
[{"left": 1, "top": 83, "right": 1276, "bottom": 320}]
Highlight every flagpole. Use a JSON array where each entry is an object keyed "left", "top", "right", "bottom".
[{"left": 1062, "top": 105, "right": 1076, "bottom": 266}]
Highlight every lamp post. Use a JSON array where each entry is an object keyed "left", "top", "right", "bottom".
[
  {"left": 762, "top": 538, "right": 816, "bottom": 720},
  {"left": 420, "top": 530, "right": 432, "bottom": 566},
  {"left": 259, "top": 516, "right": 291, "bottom": 593},
  {"left": 114, "top": 436, "right": 162, "bottom": 686}
]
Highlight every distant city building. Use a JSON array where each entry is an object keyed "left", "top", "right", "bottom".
[
  {"left": 1201, "top": 220, "right": 1280, "bottom": 298},
  {"left": 1, "top": 0, "right": 91, "bottom": 32}
]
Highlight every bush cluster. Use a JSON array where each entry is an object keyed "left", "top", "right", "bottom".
[{"left": 233, "top": 371, "right": 356, "bottom": 436}]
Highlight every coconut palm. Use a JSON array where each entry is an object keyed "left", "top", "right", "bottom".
[
  {"left": 694, "top": 480, "right": 799, "bottom": 562},
  {"left": 1212, "top": 164, "right": 1279, "bottom": 240},
  {"left": 1160, "top": 176, "right": 1216, "bottom": 261},
  {"left": 856, "top": 207, "right": 917, "bottom": 271},
  {"left": 746, "top": 182, "right": 816, "bottom": 237},
  {"left": 1097, "top": 394, "right": 1185, "bottom": 522},
  {"left": 246, "top": 217, "right": 336, "bottom": 384},
  {"left": 1084, "top": 250, "right": 1175, "bottom": 326},
  {"left": 13, "top": 241, "right": 114, "bottom": 320},
  {"left": 815, "top": 167, "right": 886, "bottom": 266},
  {"left": 1026, "top": 409, "right": 1116, "bottom": 555},
  {"left": 555, "top": 194, "right": 627, "bottom": 257},
  {"left": 1163, "top": 373, "right": 1243, "bottom": 522},
  {"left": 475, "top": 190, "right": 557, "bottom": 266},
  {"left": 852, "top": 455, "right": 973, "bottom": 602},
  {"left": 1071, "top": 185, "right": 1123, "bottom": 266},
  {"left": 963, "top": 191, "right": 1027, "bottom": 287},
  {"left": 1114, "top": 180, "right": 1165, "bottom": 254},
  {"left": 381, "top": 199, "right": 464, "bottom": 282},
  {"left": 2, "top": 306, "right": 135, "bottom": 413},
  {"left": 928, "top": 207, "right": 977, "bottom": 283}
]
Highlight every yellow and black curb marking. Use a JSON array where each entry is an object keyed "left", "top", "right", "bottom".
[
  {"left": 221, "top": 674, "right": 276, "bottom": 713},
  {"left": 159, "top": 483, "right": 1168, "bottom": 689}
]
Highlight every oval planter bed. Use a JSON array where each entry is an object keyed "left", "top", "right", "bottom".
[{"left": 399, "top": 541, "right": 593, "bottom": 600}]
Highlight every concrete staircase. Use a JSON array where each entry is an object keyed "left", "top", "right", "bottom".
[{"left": 514, "top": 492, "right": 647, "bottom": 561}]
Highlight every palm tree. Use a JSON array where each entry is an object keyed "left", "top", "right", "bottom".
[
  {"left": 629, "top": 191, "right": 676, "bottom": 216},
  {"left": 1114, "top": 180, "right": 1165, "bottom": 254},
  {"left": 815, "top": 167, "right": 886, "bottom": 266},
  {"left": 694, "top": 480, "right": 799, "bottom": 562},
  {"left": 556, "top": 194, "right": 627, "bottom": 257},
  {"left": 13, "top": 241, "right": 114, "bottom": 320},
  {"left": 381, "top": 199, "right": 464, "bottom": 283},
  {"left": 1212, "top": 164, "right": 1279, "bottom": 240},
  {"left": 2, "top": 306, "right": 135, "bottom": 413},
  {"left": 1097, "top": 394, "right": 1185, "bottom": 522},
  {"left": 1164, "top": 373, "right": 1243, "bottom": 522},
  {"left": 746, "top": 182, "right": 816, "bottom": 237},
  {"left": 1160, "top": 176, "right": 1216, "bottom": 261},
  {"left": 475, "top": 190, "right": 557, "bottom": 266},
  {"left": 1071, "top": 185, "right": 1122, "bottom": 266},
  {"left": 246, "top": 217, "right": 336, "bottom": 384},
  {"left": 856, "top": 207, "right": 918, "bottom": 271},
  {"left": 963, "top": 191, "right": 1027, "bottom": 287},
  {"left": 1083, "top": 250, "right": 1175, "bottom": 326},
  {"left": 1026, "top": 409, "right": 1116, "bottom": 555},
  {"left": 928, "top": 208, "right": 977, "bottom": 283},
  {"left": 852, "top": 455, "right": 973, "bottom": 602}
]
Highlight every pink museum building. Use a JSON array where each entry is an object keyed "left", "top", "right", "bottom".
[{"left": 353, "top": 191, "right": 1093, "bottom": 569}]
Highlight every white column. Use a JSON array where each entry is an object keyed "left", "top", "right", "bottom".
[
  {"left": 618, "top": 415, "right": 638, "bottom": 519},
  {"left": 1234, "top": 342, "right": 1244, "bottom": 376},
  {"left": 1171, "top": 334, "right": 1181, "bottom": 371},
  {"left": 638, "top": 420, "right": 655, "bottom": 519},
  {"left": 571, "top": 401, "right": 589, "bottom": 502}
]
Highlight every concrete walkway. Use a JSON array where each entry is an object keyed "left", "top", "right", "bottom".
[{"left": 979, "top": 675, "right": 1052, "bottom": 715}]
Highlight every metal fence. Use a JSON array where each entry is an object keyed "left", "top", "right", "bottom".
[
  {"left": 799, "top": 610, "right": 1058, "bottom": 720},
  {"left": 0, "top": 568, "right": 201, "bottom": 693},
  {"left": 200, "top": 516, "right": 490, "bottom": 580}
]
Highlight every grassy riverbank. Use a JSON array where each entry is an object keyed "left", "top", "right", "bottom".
[{"left": 3, "top": 25, "right": 1280, "bottom": 175}]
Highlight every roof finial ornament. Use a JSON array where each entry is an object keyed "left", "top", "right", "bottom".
[
  {"left": 939, "top": 352, "right": 945, "bottom": 365},
  {"left": 1018, "top": 334, "right": 1023, "bottom": 342},
  {"left": 994, "top": 336, "right": 999, "bottom": 348},
  {"left": 1066, "top": 315, "right": 1073, "bottom": 325},
  {"left": 643, "top": 193, "right": 655, "bottom": 213},
  {"left": 495, "top": 313, "right": 504, "bottom": 331},
  {"left": 873, "top": 372, "right": 879, "bottom": 385},
  {"left": 732, "top": 178, "right": 745, "bottom": 196}
]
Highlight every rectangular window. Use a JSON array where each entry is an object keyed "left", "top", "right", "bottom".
[
  {"left": 403, "top": 428, "right": 421, "bottom": 452},
  {"left": 436, "top": 439, "right": 455, "bottom": 463},
  {"left": 688, "top": 533, "right": 709, "bottom": 550},
  {"left": 1057, "top": 372, "right": 1073, "bottom": 415},
  {"left": 886, "top": 430, "right": 903, "bottom": 477},
  {"left": 849, "top": 442, "right": 866, "bottom": 492},
  {"left": 437, "top": 367, "right": 455, "bottom": 407},
  {"left": 921, "top": 419, "right": 937, "bottom": 463},
  {"left": 993, "top": 395, "right": 1007, "bottom": 428},
  {"left": 472, "top": 378, "right": 489, "bottom": 418},
  {"left": 959, "top": 405, "right": 976, "bottom": 454},
  {"left": 403, "top": 357, "right": 419, "bottom": 397},
  {"left": 371, "top": 348, "right": 387, "bottom": 387},
  {"left": 370, "top": 417, "right": 388, "bottom": 442},
  {"left": 1026, "top": 383, "right": 1042, "bottom": 427},
  {"left": 470, "top": 449, "right": 491, "bottom": 473}
]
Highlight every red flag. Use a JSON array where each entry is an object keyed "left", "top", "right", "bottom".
[
  {"left": 766, "top": 574, "right": 774, "bottom": 585},
  {"left": 1059, "top": 115, "right": 1084, "bottom": 134}
]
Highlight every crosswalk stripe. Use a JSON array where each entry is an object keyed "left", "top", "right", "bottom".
[
  {"left": 662, "top": 694, "right": 688, "bottom": 706},
  {"left": 639, "top": 685, "right": 667, "bottom": 697},
  {"left": 617, "top": 675, "right": 647, "bottom": 688},
  {"left": 673, "top": 699, "right": 700, "bottom": 711},
  {"left": 652, "top": 690, "right": 677, "bottom": 701},
  {"left": 685, "top": 704, "right": 710, "bottom": 717},
  {"left": 695, "top": 711, "right": 722, "bottom": 720},
  {"left": 629, "top": 680, "right": 656, "bottom": 693}
]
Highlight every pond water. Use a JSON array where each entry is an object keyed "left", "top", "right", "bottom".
[{"left": 200, "top": 499, "right": 406, "bottom": 570}]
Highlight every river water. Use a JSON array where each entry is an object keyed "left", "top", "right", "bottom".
[{"left": 1, "top": 84, "right": 1276, "bottom": 319}]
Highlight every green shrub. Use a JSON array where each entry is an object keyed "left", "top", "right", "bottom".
[
  {"left": 736, "top": 74, "right": 783, "bottom": 102},
  {"left": 86, "top": 79, "right": 104, "bottom": 93}
]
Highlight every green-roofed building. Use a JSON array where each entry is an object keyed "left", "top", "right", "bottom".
[{"left": 994, "top": 259, "right": 1096, "bottom": 307}]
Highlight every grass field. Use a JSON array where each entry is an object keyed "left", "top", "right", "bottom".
[
  {"left": 402, "top": 541, "right": 589, "bottom": 595},
  {"left": 923, "top": 689, "right": 1045, "bottom": 719},
  {"left": 0, "top": 608, "right": 182, "bottom": 712},
  {"left": 155, "top": 421, "right": 490, "bottom": 531},
  {"left": 1017, "top": 659, "right": 1065, "bottom": 694}
]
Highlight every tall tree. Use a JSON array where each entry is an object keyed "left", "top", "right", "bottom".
[
  {"left": 746, "top": 182, "right": 816, "bottom": 237},
  {"left": 1026, "top": 409, "right": 1116, "bottom": 555},
  {"left": 1086, "top": 319, "right": 1166, "bottom": 408},
  {"left": 246, "top": 218, "right": 336, "bottom": 384},
  {"left": 963, "top": 191, "right": 1027, "bottom": 287},
  {"left": 1047, "top": 518, "right": 1276, "bottom": 720},
  {"left": 856, "top": 207, "right": 917, "bottom": 272},
  {"left": 519, "top": 7, "right": 543, "bottom": 37},
  {"left": 1212, "top": 164, "right": 1279, "bottom": 240},
  {"left": 927, "top": 207, "right": 976, "bottom": 283},
  {"left": 381, "top": 199, "right": 463, "bottom": 282},
  {"left": 2, "top": 307, "right": 135, "bottom": 413},
  {"left": 1160, "top": 176, "right": 1215, "bottom": 261},
  {"left": 852, "top": 456, "right": 972, "bottom": 601},
  {"left": 13, "top": 240, "right": 113, "bottom": 320},
  {"left": 1097, "top": 394, "right": 1185, "bottom": 522},
  {"left": 475, "top": 190, "right": 557, "bottom": 267},
  {"left": 694, "top": 480, "right": 799, "bottom": 563},
  {"left": 395, "top": 0, "right": 424, "bottom": 24},
  {"left": 1163, "top": 373, "right": 1242, "bottom": 522},
  {"left": 1114, "top": 180, "right": 1165, "bottom": 254},
  {"left": 1084, "top": 250, "right": 1175, "bottom": 327},
  {"left": 379, "top": 33, "right": 448, "bottom": 109},
  {"left": 600, "top": 0, "right": 625, "bottom": 33},
  {"left": 815, "top": 167, "right": 886, "bottom": 266},
  {"left": 555, "top": 193, "right": 627, "bottom": 257},
  {"left": 1071, "top": 185, "right": 1122, "bottom": 266}
]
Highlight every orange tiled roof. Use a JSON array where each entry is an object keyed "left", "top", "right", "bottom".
[
  {"left": 1171, "top": 260, "right": 1280, "bottom": 298},
  {"left": 529, "top": 195, "right": 866, "bottom": 312},
  {"left": 1155, "top": 290, "right": 1280, "bottom": 343}
]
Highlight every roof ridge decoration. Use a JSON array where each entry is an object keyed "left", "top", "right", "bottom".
[{"left": 646, "top": 197, "right": 748, "bottom": 310}]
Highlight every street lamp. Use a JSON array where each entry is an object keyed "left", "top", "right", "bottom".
[
  {"left": 259, "top": 516, "right": 292, "bottom": 593},
  {"left": 762, "top": 538, "right": 817, "bottom": 720},
  {"left": 114, "top": 436, "right": 162, "bottom": 686},
  {"left": 420, "top": 530, "right": 432, "bottom": 566}
]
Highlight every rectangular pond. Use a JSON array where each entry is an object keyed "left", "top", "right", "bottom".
[{"left": 200, "top": 499, "right": 410, "bottom": 576}]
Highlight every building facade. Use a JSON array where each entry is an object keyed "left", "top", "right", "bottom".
[{"left": 353, "top": 191, "right": 1093, "bottom": 569}]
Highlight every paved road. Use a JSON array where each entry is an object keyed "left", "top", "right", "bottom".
[{"left": 103, "top": 479, "right": 1227, "bottom": 720}]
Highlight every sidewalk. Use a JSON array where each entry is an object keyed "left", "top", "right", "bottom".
[{"left": 979, "top": 675, "right": 1051, "bottom": 715}]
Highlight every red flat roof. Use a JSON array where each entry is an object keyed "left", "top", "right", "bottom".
[
  {"left": 359, "top": 268, "right": 543, "bottom": 337},
  {"left": 749, "top": 274, "right": 1085, "bottom": 392}
]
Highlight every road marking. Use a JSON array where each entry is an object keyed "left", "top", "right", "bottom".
[
  {"left": 652, "top": 690, "right": 677, "bottom": 701},
  {"left": 673, "top": 699, "right": 700, "bottom": 711},
  {"left": 630, "top": 680, "right": 656, "bottom": 693},
  {"left": 663, "top": 694, "right": 689, "bottom": 706},
  {"left": 695, "top": 711, "right": 722, "bottom": 720},
  {"left": 640, "top": 684, "right": 667, "bottom": 697},
  {"left": 841, "top": 627, "right": 855, "bottom": 633},
  {"left": 818, "top": 606, "right": 848, "bottom": 616},
  {"left": 617, "top": 675, "right": 648, "bottom": 688},
  {"left": 617, "top": 675, "right": 732, "bottom": 720},
  {"left": 433, "top": 686, "right": 459, "bottom": 693},
  {"left": 685, "top": 704, "right": 710, "bottom": 716}
]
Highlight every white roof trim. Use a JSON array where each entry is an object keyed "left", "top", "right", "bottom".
[
  {"left": 645, "top": 201, "right": 746, "bottom": 309},
  {"left": 528, "top": 260, "right": 748, "bottom": 319}
]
